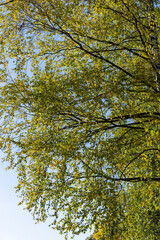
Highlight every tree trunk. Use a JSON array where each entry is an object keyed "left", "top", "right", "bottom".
[{"left": 149, "top": 0, "right": 160, "bottom": 90}]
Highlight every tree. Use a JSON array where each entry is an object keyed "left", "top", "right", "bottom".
[{"left": 0, "top": 0, "right": 160, "bottom": 239}]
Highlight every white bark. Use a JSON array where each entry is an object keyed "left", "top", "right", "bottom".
[{"left": 149, "top": 0, "right": 160, "bottom": 90}]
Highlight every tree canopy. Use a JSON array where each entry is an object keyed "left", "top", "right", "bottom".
[{"left": 0, "top": 0, "right": 160, "bottom": 239}]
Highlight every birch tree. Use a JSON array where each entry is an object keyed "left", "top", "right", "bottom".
[{"left": 0, "top": 0, "right": 160, "bottom": 239}]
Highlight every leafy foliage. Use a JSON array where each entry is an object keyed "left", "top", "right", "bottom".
[{"left": 0, "top": 0, "right": 160, "bottom": 239}]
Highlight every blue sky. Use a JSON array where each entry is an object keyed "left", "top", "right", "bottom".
[{"left": 0, "top": 152, "right": 90, "bottom": 240}]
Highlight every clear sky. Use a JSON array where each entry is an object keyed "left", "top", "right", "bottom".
[{"left": 0, "top": 152, "right": 90, "bottom": 240}]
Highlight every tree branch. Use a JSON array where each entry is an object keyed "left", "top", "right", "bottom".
[
  {"left": 68, "top": 174, "right": 160, "bottom": 183},
  {"left": 121, "top": 148, "right": 160, "bottom": 178},
  {"left": 0, "top": 0, "right": 14, "bottom": 6}
]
